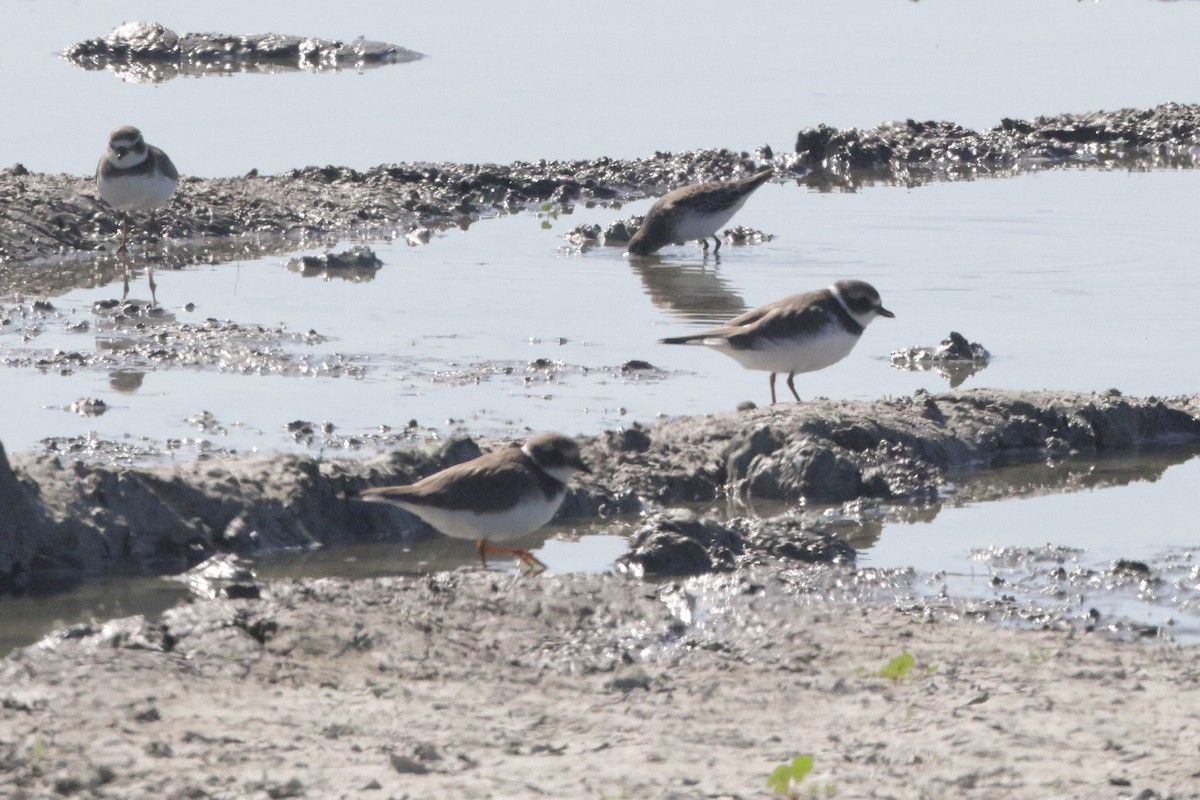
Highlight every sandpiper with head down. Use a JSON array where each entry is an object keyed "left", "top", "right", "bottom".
[
  {"left": 350, "top": 432, "right": 590, "bottom": 571},
  {"left": 659, "top": 279, "right": 895, "bottom": 404},
  {"left": 626, "top": 167, "right": 773, "bottom": 257},
  {"left": 96, "top": 125, "right": 179, "bottom": 255}
]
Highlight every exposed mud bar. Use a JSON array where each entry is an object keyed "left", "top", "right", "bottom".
[
  {"left": 61, "top": 21, "right": 422, "bottom": 84},
  {"left": 2, "top": 567, "right": 1199, "bottom": 799},
  {"left": 3, "top": 102, "right": 1200, "bottom": 296},
  {"left": 3, "top": 388, "right": 1200, "bottom": 593}
]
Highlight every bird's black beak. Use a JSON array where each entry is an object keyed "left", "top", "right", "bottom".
[{"left": 878, "top": 306, "right": 895, "bottom": 319}]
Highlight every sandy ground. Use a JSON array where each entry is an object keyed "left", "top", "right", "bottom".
[{"left": 2, "top": 569, "right": 1198, "bottom": 800}]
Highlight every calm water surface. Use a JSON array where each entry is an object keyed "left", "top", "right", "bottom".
[
  {"left": 3, "top": 1, "right": 1200, "bottom": 172},
  {"left": 3, "top": 1, "right": 1200, "bottom": 652}
]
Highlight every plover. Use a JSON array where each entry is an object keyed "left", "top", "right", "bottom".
[
  {"left": 350, "top": 432, "right": 590, "bottom": 571},
  {"left": 659, "top": 279, "right": 894, "bottom": 404},
  {"left": 95, "top": 125, "right": 179, "bottom": 255},
  {"left": 626, "top": 167, "right": 773, "bottom": 256}
]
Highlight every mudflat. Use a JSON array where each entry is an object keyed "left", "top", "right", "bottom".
[{"left": 2, "top": 570, "right": 1197, "bottom": 799}]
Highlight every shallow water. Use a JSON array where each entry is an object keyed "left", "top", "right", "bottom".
[
  {"left": 5, "top": 2, "right": 1200, "bottom": 653},
  {"left": 5, "top": 1, "right": 1200, "bottom": 173},
  {"left": 5, "top": 169, "right": 1200, "bottom": 457}
]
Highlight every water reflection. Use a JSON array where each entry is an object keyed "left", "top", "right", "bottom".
[
  {"left": 109, "top": 368, "right": 146, "bottom": 393},
  {"left": 628, "top": 254, "right": 748, "bottom": 324},
  {"left": 0, "top": 574, "right": 188, "bottom": 658}
]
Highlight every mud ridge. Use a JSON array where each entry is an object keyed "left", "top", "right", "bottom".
[{"left": 3, "top": 388, "right": 1199, "bottom": 592}]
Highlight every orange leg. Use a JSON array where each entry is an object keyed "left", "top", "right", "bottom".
[{"left": 476, "top": 540, "right": 547, "bottom": 572}]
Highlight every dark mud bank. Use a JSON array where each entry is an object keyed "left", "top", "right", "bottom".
[
  {"left": 2, "top": 388, "right": 1199, "bottom": 593},
  {"left": 4, "top": 102, "right": 1200, "bottom": 296}
]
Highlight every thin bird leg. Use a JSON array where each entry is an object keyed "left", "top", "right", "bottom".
[
  {"left": 148, "top": 266, "right": 158, "bottom": 308},
  {"left": 786, "top": 372, "right": 802, "bottom": 403},
  {"left": 150, "top": 210, "right": 166, "bottom": 251},
  {"left": 118, "top": 213, "right": 129, "bottom": 257},
  {"left": 698, "top": 238, "right": 709, "bottom": 252},
  {"left": 712, "top": 236, "right": 722, "bottom": 253},
  {"left": 119, "top": 223, "right": 132, "bottom": 300},
  {"left": 769, "top": 372, "right": 778, "bottom": 405},
  {"left": 478, "top": 540, "right": 548, "bottom": 572}
]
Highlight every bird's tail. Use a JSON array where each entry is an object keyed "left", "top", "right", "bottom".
[
  {"left": 659, "top": 334, "right": 709, "bottom": 345},
  {"left": 746, "top": 167, "right": 775, "bottom": 189}
]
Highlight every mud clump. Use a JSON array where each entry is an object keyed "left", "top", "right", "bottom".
[
  {"left": 62, "top": 22, "right": 422, "bottom": 84},
  {"left": 563, "top": 219, "right": 774, "bottom": 253},
  {"left": 891, "top": 331, "right": 991, "bottom": 387},
  {"left": 617, "top": 510, "right": 745, "bottom": 577},
  {"left": 616, "top": 509, "right": 857, "bottom": 578},
  {"left": 284, "top": 245, "right": 382, "bottom": 282}
]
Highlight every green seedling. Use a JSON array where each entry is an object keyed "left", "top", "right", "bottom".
[
  {"left": 875, "top": 652, "right": 915, "bottom": 681},
  {"left": 31, "top": 735, "right": 50, "bottom": 764},
  {"left": 767, "top": 754, "right": 814, "bottom": 796}
]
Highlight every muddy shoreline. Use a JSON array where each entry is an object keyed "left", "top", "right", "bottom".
[
  {"left": 5, "top": 103, "right": 1200, "bottom": 798},
  {"left": 5, "top": 102, "right": 1200, "bottom": 298},
  {"left": 3, "top": 387, "right": 1199, "bottom": 594}
]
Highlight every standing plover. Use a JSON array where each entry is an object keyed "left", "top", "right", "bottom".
[
  {"left": 350, "top": 432, "right": 590, "bottom": 571},
  {"left": 96, "top": 125, "right": 179, "bottom": 255},
  {"left": 626, "top": 167, "right": 773, "bottom": 256},
  {"left": 659, "top": 280, "right": 894, "bottom": 404}
]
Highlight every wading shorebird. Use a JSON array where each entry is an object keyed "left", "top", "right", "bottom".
[
  {"left": 626, "top": 167, "right": 773, "bottom": 256},
  {"left": 350, "top": 432, "right": 590, "bottom": 571},
  {"left": 96, "top": 125, "right": 179, "bottom": 256},
  {"left": 659, "top": 280, "right": 895, "bottom": 404}
]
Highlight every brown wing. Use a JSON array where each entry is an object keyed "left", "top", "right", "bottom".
[
  {"left": 724, "top": 300, "right": 840, "bottom": 350},
  {"left": 151, "top": 146, "right": 180, "bottom": 181},
  {"left": 357, "top": 448, "right": 559, "bottom": 514}
]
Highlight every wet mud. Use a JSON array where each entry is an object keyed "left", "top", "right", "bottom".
[
  {"left": 3, "top": 568, "right": 1199, "bottom": 799},
  {"left": 791, "top": 102, "right": 1200, "bottom": 189},
  {"left": 5, "top": 102, "right": 1200, "bottom": 298}
]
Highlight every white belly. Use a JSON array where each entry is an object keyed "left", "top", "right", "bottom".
[
  {"left": 671, "top": 200, "right": 747, "bottom": 241},
  {"left": 711, "top": 327, "right": 861, "bottom": 374},
  {"left": 99, "top": 171, "right": 178, "bottom": 212},
  {"left": 394, "top": 491, "right": 565, "bottom": 543}
]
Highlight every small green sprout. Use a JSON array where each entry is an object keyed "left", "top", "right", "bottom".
[
  {"left": 875, "top": 652, "right": 916, "bottom": 681},
  {"left": 767, "top": 754, "right": 814, "bottom": 796}
]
